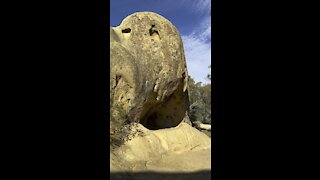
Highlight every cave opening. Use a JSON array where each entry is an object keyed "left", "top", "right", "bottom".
[{"left": 139, "top": 84, "right": 186, "bottom": 130}]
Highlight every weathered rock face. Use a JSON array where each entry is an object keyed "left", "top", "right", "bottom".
[{"left": 110, "top": 12, "right": 189, "bottom": 134}]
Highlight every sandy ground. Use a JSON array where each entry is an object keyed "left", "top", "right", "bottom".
[
  {"left": 110, "top": 123, "right": 211, "bottom": 179},
  {"left": 143, "top": 148, "right": 211, "bottom": 172},
  {"left": 110, "top": 148, "right": 211, "bottom": 180}
]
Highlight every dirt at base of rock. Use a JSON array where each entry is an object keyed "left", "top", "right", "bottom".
[{"left": 110, "top": 122, "right": 211, "bottom": 174}]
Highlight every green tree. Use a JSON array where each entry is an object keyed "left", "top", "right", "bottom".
[{"left": 188, "top": 67, "right": 212, "bottom": 125}]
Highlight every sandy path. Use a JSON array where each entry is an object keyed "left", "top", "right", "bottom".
[
  {"left": 110, "top": 123, "right": 211, "bottom": 179},
  {"left": 136, "top": 148, "right": 211, "bottom": 172},
  {"left": 111, "top": 149, "right": 211, "bottom": 180}
]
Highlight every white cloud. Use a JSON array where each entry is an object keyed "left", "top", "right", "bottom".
[
  {"left": 182, "top": 34, "right": 211, "bottom": 84},
  {"left": 178, "top": 0, "right": 211, "bottom": 16},
  {"left": 182, "top": 0, "right": 211, "bottom": 84},
  {"left": 193, "top": 0, "right": 211, "bottom": 15}
]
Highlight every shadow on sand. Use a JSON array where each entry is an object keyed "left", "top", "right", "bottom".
[{"left": 110, "top": 170, "right": 211, "bottom": 180}]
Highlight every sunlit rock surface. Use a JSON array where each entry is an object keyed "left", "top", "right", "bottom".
[
  {"left": 110, "top": 12, "right": 211, "bottom": 175},
  {"left": 110, "top": 12, "right": 189, "bottom": 132}
]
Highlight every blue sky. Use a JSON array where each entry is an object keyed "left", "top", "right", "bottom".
[{"left": 110, "top": 0, "right": 211, "bottom": 83}]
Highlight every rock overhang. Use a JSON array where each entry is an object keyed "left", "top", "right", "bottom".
[{"left": 110, "top": 12, "right": 190, "bottom": 131}]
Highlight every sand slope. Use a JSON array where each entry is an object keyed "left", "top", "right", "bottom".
[{"left": 110, "top": 122, "right": 211, "bottom": 172}]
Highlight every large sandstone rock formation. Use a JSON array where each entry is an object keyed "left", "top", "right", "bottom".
[
  {"left": 110, "top": 12, "right": 211, "bottom": 174},
  {"left": 110, "top": 12, "right": 190, "bottom": 134}
]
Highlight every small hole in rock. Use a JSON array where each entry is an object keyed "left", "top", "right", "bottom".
[
  {"left": 149, "top": 26, "right": 159, "bottom": 36},
  {"left": 122, "top": 28, "right": 131, "bottom": 33}
]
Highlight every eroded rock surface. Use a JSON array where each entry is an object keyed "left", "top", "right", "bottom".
[
  {"left": 110, "top": 12, "right": 211, "bottom": 174},
  {"left": 110, "top": 12, "right": 189, "bottom": 133}
]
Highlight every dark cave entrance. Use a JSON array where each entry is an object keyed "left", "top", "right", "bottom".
[{"left": 139, "top": 84, "right": 186, "bottom": 130}]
